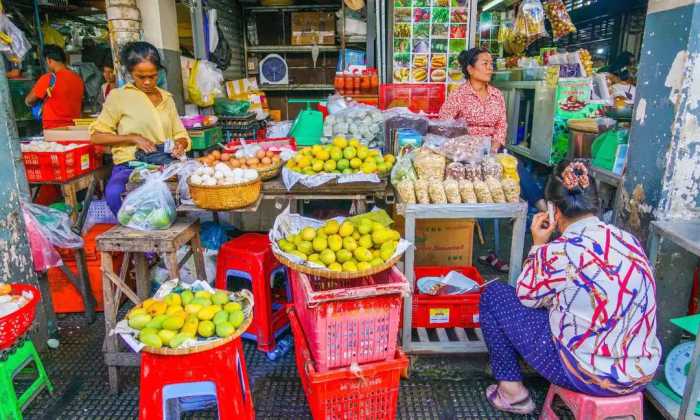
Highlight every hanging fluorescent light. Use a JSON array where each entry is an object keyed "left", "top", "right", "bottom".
[{"left": 482, "top": 0, "right": 506, "bottom": 11}]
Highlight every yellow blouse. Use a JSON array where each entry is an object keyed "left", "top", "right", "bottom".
[{"left": 90, "top": 83, "right": 190, "bottom": 165}]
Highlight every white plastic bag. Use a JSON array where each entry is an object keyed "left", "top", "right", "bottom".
[
  {"left": 0, "top": 14, "right": 31, "bottom": 62},
  {"left": 187, "top": 60, "right": 224, "bottom": 107},
  {"left": 117, "top": 164, "right": 181, "bottom": 231}
]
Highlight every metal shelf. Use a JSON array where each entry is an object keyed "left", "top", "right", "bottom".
[
  {"left": 399, "top": 201, "right": 529, "bottom": 355},
  {"left": 647, "top": 382, "right": 700, "bottom": 420},
  {"left": 243, "top": 4, "right": 340, "bottom": 12},
  {"left": 247, "top": 45, "right": 340, "bottom": 53},
  {"left": 258, "top": 84, "right": 335, "bottom": 92}
]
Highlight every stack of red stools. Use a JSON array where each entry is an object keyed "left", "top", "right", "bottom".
[
  {"left": 215, "top": 233, "right": 290, "bottom": 358},
  {"left": 288, "top": 266, "right": 409, "bottom": 420}
]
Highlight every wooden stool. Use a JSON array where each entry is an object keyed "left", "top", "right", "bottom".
[{"left": 96, "top": 219, "right": 206, "bottom": 393}]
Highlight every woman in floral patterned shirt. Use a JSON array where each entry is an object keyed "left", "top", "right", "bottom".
[
  {"left": 440, "top": 48, "right": 547, "bottom": 273},
  {"left": 479, "top": 160, "right": 661, "bottom": 415}
]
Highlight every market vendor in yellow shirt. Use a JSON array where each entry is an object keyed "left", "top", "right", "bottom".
[{"left": 90, "top": 42, "right": 190, "bottom": 216}]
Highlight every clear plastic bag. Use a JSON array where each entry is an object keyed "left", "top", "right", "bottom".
[
  {"left": 414, "top": 179, "right": 430, "bottom": 204},
  {"left": 544, "top": 0, "right": 576, "bottom": 40},
  {"left": 21, "top": 201, "right": 84, "bottom": 249},
  {"left": 443, "top": 179, "right": 461, "bottom": 203},
  {"left": 383, "top": 108, "right": 430, "bottom": 135},
  {"left": 501, "top": 178, "right": 521, "bottom": 203},
  {"left": 495, "top": 152, "right": 519, "bottom": 182},
  {"left": 187, "top": 60, "right": 224, "bottom": 107},
  {"left": 445, "top": 162, "right": 466, "bottom": 180},
  {"left": 473, "top": 180, "right": 493, "bottom": 203},
  {"left": 390, "top": 150, "right": 417, "bottom": 187},
  {"left": 440, "top": 136, "right": 491, "bottom": 163},
  {"left": 481, "top": 156, "right": 503, "bottom": 179},
  {"left": 486, "top": 176, "right": 507, "bottom": 203},
  {"left": 428, "top": 182, "right": 447, "bottom": 204},
  {"left": 428, "top": 119, "right": 469, "bottom": 138},
  {"left": 514, "top": 0, "right": 548, "bottom": 48},
  {"left": 413, "top": 148, "right": 446, "bottom": 180},
  {"left": 324, "top": 103, "right": 384, "bottom": 147},
  {"left": 117, "top": 164, "right": 180, "bottom": 231},
  {"left": 458, "top": 180, "right": 477, "bottom": 204},
  {"left": 397, "top": 178, "right": 417, "bottom": 204},
  {"left": 22, "top": 208, "right": 62, "bottom": 272},
  {"left": 0, "top": 15, "right": 31, "bottom": 62},
  {"left": 463, "top": 162, "right": 482, "bottom": 181}
]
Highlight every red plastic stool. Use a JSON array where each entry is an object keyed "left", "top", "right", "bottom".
[
  {"left": 139, "top": 338, "right": 254, "bottom": 420},
  {"left": 540, "top": 385, "right": 643, "bottom": 420},
  {"left": 216, "top": 233, "right": 291, "bottom": 358}
]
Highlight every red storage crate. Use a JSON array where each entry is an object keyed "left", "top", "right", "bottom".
[
  {"left": 412, "top": 266, "right": 484, "bottom": 329},
  {"left": 290, "top": 267, "right": 408, "bottom": 372},
  {"left": 289, "top": 307, "right": 407, "bottom": 420},
  {"left": 22, "top": 141, "right": 100, "bottom": 182},
  {"left": 379, "top": 83, "right": 446, "bottom": 114}
]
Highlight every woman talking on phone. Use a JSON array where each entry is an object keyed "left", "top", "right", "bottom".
[{"left": 478, "top": 160, "right": 661, "bottom": 415}]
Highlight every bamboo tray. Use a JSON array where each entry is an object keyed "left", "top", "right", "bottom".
[
  {"left": 273, "top": 251, "right": 402, "bottom": 280},
  {"left": 139, "top": 290, "right": 254, "bottom": 356}
]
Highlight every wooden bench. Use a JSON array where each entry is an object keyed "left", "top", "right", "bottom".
[{"left": 96, "top": 219, "right": 206, "bottom": 393}]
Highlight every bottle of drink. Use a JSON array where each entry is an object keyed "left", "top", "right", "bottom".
[{"left": 266, "top": 336, "right": 292, "bottom": 361}]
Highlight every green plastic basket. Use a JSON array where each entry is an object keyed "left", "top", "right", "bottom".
[
  {"left": 189, "top": 126, "right": 223, "bottom": 150},
  {"left": 288, "top": 99, "right": 324, "bottom": 147}
]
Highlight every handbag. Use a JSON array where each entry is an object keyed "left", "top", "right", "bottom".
[{"left": 31, "top": 72, "right": 56, "bottom": 121}]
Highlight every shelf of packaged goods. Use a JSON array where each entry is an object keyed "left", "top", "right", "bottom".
[
  {"left": 247, "top": 45, "right": 340, "bottom": 53},
  {"left": 243, "top": 4, "right": 340, "bottom": 12},
  {"left": 258, "top": 84, "right": 336, "bottom": 92}
]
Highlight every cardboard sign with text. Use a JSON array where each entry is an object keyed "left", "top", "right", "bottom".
[{"left": 394, "top": 216, "right": 474, "bottom": 266}]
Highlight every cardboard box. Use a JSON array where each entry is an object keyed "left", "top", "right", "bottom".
[
  {"left": 291, "top": 12, "right": 336, "bottom": 45},
  {"left": 394, "top": 216, "right": 474, "bottom": 266},
  {"left": 44, "top": 125, "right": 91, "bottom": 141}
]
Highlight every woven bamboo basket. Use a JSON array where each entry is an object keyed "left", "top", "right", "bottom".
[
  {"left": 188, "top": 176, "right": 261, "bottom": 210},
  {"left": 139, "top": 289, "right": 254, "bottom": 356},
  {"left": 274, "top": 251, "right": 402, "bottom": 280},
  {"left": 257, "top": 161, "right": 283, "bottom": 181}
]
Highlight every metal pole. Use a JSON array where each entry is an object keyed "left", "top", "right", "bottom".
[{"left": 32, "top": 0, "right": 45, "bottom": 72}]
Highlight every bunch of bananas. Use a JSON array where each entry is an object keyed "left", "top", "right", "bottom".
[
  {"left": 412, "top": 68, "right": 427, "bottom": 82},
  {"left": 393, "top": 68, "right": 410, "bottom": 82},
  {"left": 431, "top": 55, "right": 446, "bottom": 68},
  {"left": 414, "top": 55, "right": 427, "bottom": 68}
]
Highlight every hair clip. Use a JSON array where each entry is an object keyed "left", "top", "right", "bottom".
[{"left": 562, "top": 161, "right": 589, "bottom": 191}]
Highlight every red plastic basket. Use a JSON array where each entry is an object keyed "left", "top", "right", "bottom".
[
  {"left": 290, "top": 267, "right": 408, "bottom": 372},
  {"left": 223, "top": 137, "right": 297, "bottom": 152},
  {"left": 22, "top": 141, "right": 100, "bottom": 182},
  {"left": 379, "top": 83, "right": 446, "bottom": 114},
  {"left": 412, "top": 266, "right": 484, "bottom": 329},
  {"left": 0, "top": 284, "right": 40, "bottom": 350},
  {"left": 289, "top": 307, "right": 407, "bottom": 420}
]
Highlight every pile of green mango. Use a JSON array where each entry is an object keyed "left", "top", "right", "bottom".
[{"left": 126, "top": 289, "right": 247, "bottom": 349}]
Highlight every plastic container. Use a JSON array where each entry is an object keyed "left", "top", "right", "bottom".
[
  {"left": 522, "top": 66, "right": 547, "bottom": 81},
  {"left": 412, "top": 266, "right": 484, "bottom": 329},
  {"left": 289, "top": 307, "right": 407, "bottom": 420},
  {"left": 22, "top": 141, "right": 100, "bottom": 183},
  {"left": 379, "top": 83, "right": 446, "bottom": 115},
  {"left": 0, "top": 284, "right": 40, "bottom": 350},
  {"left": 290, "top": 267, "right": 408, "bottom": 372},
  {"left": 492, "top": 71, "right": 512, "bottom": 82},
  {"left": 189, "top": 126, "right": 223, "bottom": 150},
  {"left": 288, "top": 99, "right": 324, "bottom": 146}
]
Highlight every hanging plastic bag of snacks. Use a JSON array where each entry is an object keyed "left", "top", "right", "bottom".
[
  {"left": 443, "top": 179, "right": 461, "bottom": 204},
  {"left": 543, "top": 0, "right": 576, "bottom": 40},
  {"left": 486, "top": 177, "right": 507, "bottom": 203},
  {"left": 458, "top": 180, "right": 477, "bottom": 204},
  {"left": 495, "top": 153, "right": 519, "bottom": 182},
  {"left": 513, "top": 0, "right": 548, "bottom": 47},
  {"left": 473, "top": 179, "right": 494, "bottom": 203},
  {"left": 445, "top": 162, "right": 466, "bottom": 180},
  {"left": 397, "top": 178, "right": 417, "bottom": 204},
  {"left": 428, "top": 182, "right": 448, "bottom": 204},
  {"left": 414, "top": 179, "right": 430, "bottom": 204},
  {"left": 463, "top": 162, "right": 482, "bottom": 181},
  {"left": 414, "top": 149, "right": 446, "bottom": 180},
  {"left": 481, "top": 156, "right": 503, "bottom": 179},
  {"left": 501, "top": 178, "right": 521, "bottom": 203}
]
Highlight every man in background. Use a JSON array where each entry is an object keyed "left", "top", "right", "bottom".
[{"left": 25, "top": 44, "right": 85, "bottom": 129}]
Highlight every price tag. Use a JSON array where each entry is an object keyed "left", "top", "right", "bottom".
[
  {"left": 80, "top": 154, "right": 90, "bottom": 170},
  {"left": 429, "top": 308, "right": 449, "bottom": 324}
]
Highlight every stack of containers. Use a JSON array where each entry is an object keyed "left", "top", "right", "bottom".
[{"left": 288, "top": 266, "right": 410, "bottom": 419}]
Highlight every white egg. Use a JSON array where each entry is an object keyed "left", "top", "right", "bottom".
[
  {"left": 203, "top": 178, "right": 217, "bottom": 186},
  {"left": 214, "top": 163, "right": 230, "bottom": 174},
  {"left": 244, "top": 169, "right": 257, "bottom": 179},
  {"left": 214, "top": 171, "right": 225, "bottom": 180},
  {"left": 201, "top": 166, "right": 214, "bottom": 176},
  {"left": 190, "top": 174, "right": 202, "bottom": 185}
]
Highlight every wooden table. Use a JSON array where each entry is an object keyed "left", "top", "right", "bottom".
[
  {"left": 262, "top": 178, "right": 390, "bottom": 214},
  {"left": 96, "top": 219, "right": 206, "bottom": 393}
]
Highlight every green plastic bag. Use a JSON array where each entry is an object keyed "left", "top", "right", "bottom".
[{"left": 214, "top": 97, "right": 250, "bottom": 116}]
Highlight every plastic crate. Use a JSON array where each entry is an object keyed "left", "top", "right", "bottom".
[
  {"left": 290, "top": 267, "right": 408, "bottom": 372},
  {"left": 22, "top": 141, "right": 99, "bottom": 183},
  {"left": 379, "top": 83, "right": 446, "bottom": 114},
  {"left": 289, "top": 307, "right": 407, "bottom": 420},
  {"left": 412, "top": 266, "right": 484, "bottom": 329},
  {"left": 189, "top": 126, "right": 223, "bottom": 150}
]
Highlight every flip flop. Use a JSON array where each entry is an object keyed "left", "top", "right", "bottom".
[
  {"left": 486, "top": 384, "right": 536, "bottom": 415},
  {"left": 478, "top": 252, "right": 510, "bottom": 273}
]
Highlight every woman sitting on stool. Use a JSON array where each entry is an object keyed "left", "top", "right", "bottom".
[{"left": 479, "top": 160, "right": 661, "bottom": 415}]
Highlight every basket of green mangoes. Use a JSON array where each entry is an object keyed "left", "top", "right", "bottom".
[{"left": 122, "top": 285, "right": 253, "bottom": 355}]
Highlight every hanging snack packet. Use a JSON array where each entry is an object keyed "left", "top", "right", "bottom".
[
  {"left": 514, "top": 0, "right": 548, "bottom": 47},
  {"left": 544, "top": 0, "right": 576, "bottom": 40}
]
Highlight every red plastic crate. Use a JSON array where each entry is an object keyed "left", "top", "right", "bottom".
[
  {"left": 223, "top": 137, "right": 297, "bottom": 152},
  {"left": 412, "top": 266, "right": 484, "bottom": 329},
  {"left": 290, "top": 267, "right": 408, "bottom": 372},
  {"left": 22, "top": 141, "right": 100, "bottom": 182},
  {"left": 379, "top": 83, "right": 446, "bottom": 114},
  {"left": 289, "top": 307, "right": 407, "bottom": 420}
]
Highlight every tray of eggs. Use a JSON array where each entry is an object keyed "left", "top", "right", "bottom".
[{"left": 197, "top": 148, "right": 282, "bottom": 171}]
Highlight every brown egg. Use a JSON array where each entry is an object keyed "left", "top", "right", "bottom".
[
  {"left": 220, "top": 152, "right": 231, "bottom": 162},
  {"left": 265, "top": 150, "right": 275, "bottom": 158},
  {"left": 229, "top": 160, "right": 241, "bottom": 168},
  {"left": 211, "top": 150, "right": 221, "bottom": 159},
  {"left": 247, "top": 158, "right": 259, "bottom": 166},
  {"left": 262, "top": 157, "right": 272, "bottom": 165}
]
